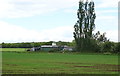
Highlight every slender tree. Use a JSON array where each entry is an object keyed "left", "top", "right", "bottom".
[{"left": 73, "top": 0, "right": 96, "bottom": 51}]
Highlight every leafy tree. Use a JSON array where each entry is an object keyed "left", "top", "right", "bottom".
[
  {"left": 73, "top": 0, "right": 96, "bottom": 51},
  {"left": 93, "top": 31, "right": 109, "bottom": 43}
]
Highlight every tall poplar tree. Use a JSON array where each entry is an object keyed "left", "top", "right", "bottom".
[{"left": 73, "top": 0, "right": 96, "bottom": 51}]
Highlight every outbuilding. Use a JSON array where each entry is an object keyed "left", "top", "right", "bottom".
[{"left": 41, "top": 42, "right": 59, "bottom": 51}]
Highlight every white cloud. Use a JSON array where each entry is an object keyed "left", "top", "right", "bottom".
[
  {"left": 106, "top": 30, "right": 118, "bottom": 42},
  {"left": 0, "top": 0, "right": 118, "bottom": 18},
  {"left": 96, "top": 0, "right": 118, "bottom": 8},
  {"left": 96, "top": 16, "right": 116, "bottom": 20},
  {"left": 0, "top": 21, "right": 117, "bottom": 43},
  {"left": 96, "top": 10, "right": 117, "bottom": 15},
  {"left": 64, "top": 9, "right": 77, "bottom": 13},
  {"left": 0, "top": 0, "right": 118, "bottom": 42},
  {"left": 0, "top": 21, "right": 74, "bottom": 43},
  {"left": 0, "top": 0, "right": 79, "bottom": 18},
  {"left": 92, "top": 0, "right": 118, "bottom": 42}
]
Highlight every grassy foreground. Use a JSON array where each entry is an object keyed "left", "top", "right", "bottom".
[{"left": 2, "top": 48, "right": 119, "bottom": 74}]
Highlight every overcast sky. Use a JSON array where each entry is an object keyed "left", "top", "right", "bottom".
[{"left": 0, "top": 0, "right": 118, "bottom": 43}]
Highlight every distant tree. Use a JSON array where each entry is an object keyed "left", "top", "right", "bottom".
[
  {"left": 73, "top": 0, "right": 96, "bottom": 51},
  {"left": 57, "top": 41, "right": 67, "bottom": 46},
  {"left": 93, "top": 31, "right": 109, "bottom": 43}
]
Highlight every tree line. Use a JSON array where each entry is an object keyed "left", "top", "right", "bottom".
[
  {"left": 1, "top": 41, "right": 74, "bottom": 48},
  {"left": 1, "top": 41, "right": 120, "bottom": 53}
]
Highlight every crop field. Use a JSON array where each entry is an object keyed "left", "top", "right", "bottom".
[
  {"left": 1, "top": 48, "right": 26, "bottom": 52},
  {"left": 2, "top": 48, "right": 119, "bottom": 74}
]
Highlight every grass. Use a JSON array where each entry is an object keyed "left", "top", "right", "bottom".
[
  {"left": 2, "top": 48, "right": 119, "bottom": 74},
  {"left": 1, "top": 48, "right": 27, "bottom": 52}
]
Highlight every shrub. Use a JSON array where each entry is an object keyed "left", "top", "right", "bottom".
[
  {"left": 100, "top": 41, "right": 114, "bottom": 53},
  {"left": 113, "top": 42, "right": 120, "bottom": 53}
]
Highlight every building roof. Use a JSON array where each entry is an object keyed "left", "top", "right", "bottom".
[{"left": 41, "top": 45, "right": 58, "bottom": 48}]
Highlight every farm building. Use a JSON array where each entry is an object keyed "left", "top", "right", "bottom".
[
  {"left": 27, "top": 42, "right": 73, "bottom": 52},
  {"left": 26, "top": 47, "right": 41, "bottom": 51},
  {"left": 62, "top": 45, "right": 73, "bottom": 51},
  {"left": 40, "top": 42, "right": 59, "bottom": 51}
]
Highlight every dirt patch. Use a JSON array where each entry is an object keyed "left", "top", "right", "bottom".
[
  {"left": 55, "top": 62, "right": 120, "bottom": 66},
  {"left": 55, "top": 62, "right": 86, "bottom": 65},
  {"left": 96, "top": 64, "right": 120, "bottom": 67},
  {"left": 3, "top": 70, "right": 31, "bottom": 74},
  {"left": 54, "top": 62, "right": 120, "bottom": 72},
  {"left": 73, "top": 64, "right": 120, "bottom": 72},
  {"left": 107, "top": 69, "right": 120, "bottom": 72},
  {"left": 5, "top": 64, "right": 18, "bottom": 66},
  {"left": 74, "top": 65, "right": 96, "bottom": 68}
]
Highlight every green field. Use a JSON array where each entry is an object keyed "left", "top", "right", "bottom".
[
  {"left": 1, "top": 48, "right": 26, "bottom": 52},
  {"left": 2, "top": 48, "right": 119, "bottom": 74}
]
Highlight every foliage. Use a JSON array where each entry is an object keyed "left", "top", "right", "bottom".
[
  {"left": 100, "top": 41, "right": 114, "bottom": 53},
  {"left": 2, "top": 42, "right": 33, "bottom": 48},
  {"left": 73, "top": 0, "right": 96, "bottom": 51},
  {"left": 2, "top": 41, "right": 75, "bottom": 48},
  {"left": 73, "top": 0, "right": 111, "bottom": 53},
  {"left": 93, "top": 31, "right": 109, "bottom": 42},
  {"left": 112, "top": 42, "right": 120, "bottom": 53}
]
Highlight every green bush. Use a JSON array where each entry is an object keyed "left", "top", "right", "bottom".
[
  {"left": 113, "top": 42, "right": 120, "bottom": 53},
  {"left": 100, "top": 41, "right": 114, "bottom": 53}
]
